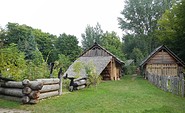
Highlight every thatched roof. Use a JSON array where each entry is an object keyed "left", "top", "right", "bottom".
[
  {"left": 140, "top": 45, "right": 185, "bottom": 67},
  {"left": 80, "top": 42, "right": 124, "bottom": 64},
  {"left": 64, "top": 56, "right": 112, "bottom": 78}
]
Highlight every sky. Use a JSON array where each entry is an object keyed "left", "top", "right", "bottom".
[{"left": 0, "top": 0, "right": 125, "bottom": 44}]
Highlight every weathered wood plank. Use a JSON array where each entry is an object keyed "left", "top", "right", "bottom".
[
  {"left": 40, "top": 84, "right": 59, "bottom": 93},
  {"left": 39, "top": 91, "right": 58, "bottom": 100},
  {"left": 36, "top": 78, "right": 60, "bottom": 85}
]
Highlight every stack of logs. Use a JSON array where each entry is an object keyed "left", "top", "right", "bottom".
[
  {"left": 73, "top": 78, "right": 87, "bottom": 90},
  {"left": 0, "top": 78, "right": 61, "bottom": 104}
]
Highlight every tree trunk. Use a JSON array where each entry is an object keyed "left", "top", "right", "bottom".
[
  {"left": 39, "top": 91, "right": 59, "bottom": 99},
  {"left": 1, "top": 81, "right": 24, "bottom": 88},
  {"left": 40, "top": 84, "right": 59, "bottom": 93},
  {"left": 0, "top": 94, "right": 22, "bottom": 102},
  {"left": 22, "top": 87, "right": 32, "bottom": 95},
  {"left": 0, "top": 87, "right": 24, "bottom": 97},
  {"left": 36, "top": 78, "right": 60, "bottom": 85}
]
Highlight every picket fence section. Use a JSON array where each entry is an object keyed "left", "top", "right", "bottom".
[{"left": 147, "top": 72, "right": 184, "bottom": 97}]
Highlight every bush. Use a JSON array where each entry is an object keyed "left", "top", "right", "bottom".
[{"left": 84, "top": 62, "right": 101, "bottom": 87}]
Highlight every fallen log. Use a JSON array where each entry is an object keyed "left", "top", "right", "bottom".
[
  {"left": 75, "top": 79, "right": 86, "bottom": 86},
  {"left": 22, "top": 87, "right": 32, "bottom": 95},
  {"left": 39, "top": 91, "right": 58, "bottom": 99},
  {"left": 29, "top": 91, "right": 40, "bottom": 99},
  {"left": 1, "top": 81, "right": 24, "bottom": 88},
  {"left": 36, "top": 78, "right": 60, "bottom": 85},
  {"left": 40, "top": 84, "right": 59, "bottom": 93},
  {"left": 22, "top": 96, "right": 30, "bottom": 104},
  {"left": 0, "top": 87, "right": 24, "bottom": 97},
  {"left": 77, "top": 85, "right": 86, "bottom": 90},
  {"left": 0, "top": 94, "right": 22, "bottom": 102}
]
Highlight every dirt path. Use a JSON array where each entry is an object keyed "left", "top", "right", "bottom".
[{"left": 0, "top": 108, "right": 31, "bottom": 113}]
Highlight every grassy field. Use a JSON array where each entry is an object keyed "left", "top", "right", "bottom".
[{"left": 0, "top": 75, "right": 185, "bottom": 113}]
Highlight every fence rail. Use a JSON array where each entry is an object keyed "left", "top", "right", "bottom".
[{"left": 147, "top": 72, "right": 184, "bottom": 97}]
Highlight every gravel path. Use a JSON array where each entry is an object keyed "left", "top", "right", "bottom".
[{"left": 0, "top": 108, "right": 31, "bottom": 113}]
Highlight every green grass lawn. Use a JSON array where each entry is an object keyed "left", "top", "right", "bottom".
[{"left": 1, "top": 75, "right": 185, "bottom": 113}]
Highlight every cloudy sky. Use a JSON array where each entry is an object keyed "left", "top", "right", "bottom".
[{"left": 0, "top": 0, "right": 125, "bottom": 43}]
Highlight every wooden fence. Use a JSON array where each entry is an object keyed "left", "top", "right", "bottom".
[
  {"left": 147, "top": 72, "right": 184, "bottom": 97},
  {"left": 0, "top": 78, "right": 62, "bottom": 104}
]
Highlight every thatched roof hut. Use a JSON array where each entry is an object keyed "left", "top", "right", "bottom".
[{"left": 64, "top": 43, "right": 124, "bottom": 80}]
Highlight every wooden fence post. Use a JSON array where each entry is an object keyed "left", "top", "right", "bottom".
[{"left": 180, "top": 73, "right": 184, "bottom": 97}]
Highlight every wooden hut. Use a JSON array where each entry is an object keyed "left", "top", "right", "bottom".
[
  {"left": 140, "top": 45, "right": 185, "bottom": 77},
  {"left": 64, "top": 43, "right": 124, "bottom": 80}
]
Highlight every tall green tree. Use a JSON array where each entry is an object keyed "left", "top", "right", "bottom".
[
  {"left": 156, "top": 0, "right": 185, "bottom": 61},
  {"left": 81, "top": 22, "right": 103, "bottom": 50},
  {"left": 118, "top": 0, "right": 174, "bottom": 60},
  {"left": 55, "top": 33, "right": 82, "bottom": 62},
  {"left": 102, "top": 31, "right": 125, "bottom": 61}
]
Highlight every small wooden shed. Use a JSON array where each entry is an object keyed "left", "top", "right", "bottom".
[
  {"left": 140, "top": 45, "right": 185, "bottom": 77},
  {"left": 64, "top": 43, "right": 124, "bottom": 80}
]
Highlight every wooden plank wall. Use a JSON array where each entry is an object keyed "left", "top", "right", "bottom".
[
  {"left": 82, "top": 48, "right": 109, "bottom": 57},
  {"left": 146, "top": 64, "right": 178, "bottom": 76}
]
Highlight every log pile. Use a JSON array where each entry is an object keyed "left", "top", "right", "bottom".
[
  {"left": 36, "top": 78, "right": 60, "bottom": 100},
  {"left": 72, "top": 77, "right": 87, "bottom": 91},
  {"left": 0, "top": 78, "right": 61, "bottom": 104}
]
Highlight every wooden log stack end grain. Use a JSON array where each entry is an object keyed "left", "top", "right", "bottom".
[
  {"left": 22, "top": 79, "right": 30, "bottom": 87},
  {"left": 29, "top": 91, "right": 40, "bottom": 99},
  {"left": 22, "top": 87, "right": 32, "bottom": 95},
  {"left": 22, "top": 96, "right": 30, "bottom": 104},
  {"left": 0, "top": 94, "right": 22, "bottom": 102},
  {"left": 40, "top": 84, "right": 59, "bottom": 93},
  {"left": 0, "top": 87, "right": 24, "bottom": 97},
  {"left": 36, "top": 78, "right": 60, "bottom": 85},
  {"left": 1, "top": 81, "right": 24, "bottom": 89},
  {"left": 39, "top": 91, "right": 59, "bottom": 100},
  {"left": 29, "top": 81, "right": 43, "bottom": 90}
]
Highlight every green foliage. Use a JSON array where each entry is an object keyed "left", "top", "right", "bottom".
[
  {"left": 73, "top": 61, "right": 84, "bottom": 78},
  {"left": 55, "top": 33, "right": 82, "bottom": 62},
  {"left": 156, "top": 0, "right": 185, "bottom": 61},
  {"left": 130, "top": 48, "right": 144, "bottom": 66},
  {"left": 81, "top": 22, "right": 103, "bottom": 50},
  {"left": 102, "top": 31, "right": 126, "bottom": 61},
  {"left": 84, "top": 62, "right": 101, "bottom": 87},
  {"left": 0, "top": 44, "right": 26, "bottom": 81},
  {"left": 24, "top": 61, "right": 49, "bottom": 80},
  {"left": 54, "top": 54, "right": 71, "bottom": 73},
  {"left": 118, "top": 0, "right": 174, "bottom": 61}
]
